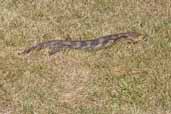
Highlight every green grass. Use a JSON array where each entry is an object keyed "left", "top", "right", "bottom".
[{"left": 0, "top": 0, "right": 171, "bottom": 114}]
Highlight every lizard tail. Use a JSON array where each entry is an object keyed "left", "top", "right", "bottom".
[
  {"left": 18, "top": 42, "right": 47, "bottom": 55},
  {"left": 18, "top": 45, "right": 38, "bottom": 55}
]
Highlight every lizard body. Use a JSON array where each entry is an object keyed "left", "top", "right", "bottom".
[{"left": 19, "top": 32, "right": 141, "bottom": 55}]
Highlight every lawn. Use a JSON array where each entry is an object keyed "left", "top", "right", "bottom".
[{"left": 0, "top": 0, "right": 171, "bottom": 114}]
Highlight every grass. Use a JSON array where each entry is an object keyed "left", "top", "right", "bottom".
[{"left": 0, "top": 0, "right": 171, "bottom": 114}]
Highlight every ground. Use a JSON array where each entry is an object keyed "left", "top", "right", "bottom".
[{"left": 0, "top": 0, "right": 171, "bottom": 114}]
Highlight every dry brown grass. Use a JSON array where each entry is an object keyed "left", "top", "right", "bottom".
[{"left": 0, "top": 0, "right": 171, "bottom": 114}]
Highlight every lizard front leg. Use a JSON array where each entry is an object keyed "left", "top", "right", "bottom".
[{"left": 48, "top": 46, "right": 61, "bottom": 55}]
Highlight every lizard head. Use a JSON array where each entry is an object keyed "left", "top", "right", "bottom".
[
  {"left": 126, "top": 32, "right": 142, "bottom": 38},
  {"left": 120, "top": 32, "right": 142, "bottom": 43},
  {"left": 108, "top": 32, "right": 142, "bottom": 43}
]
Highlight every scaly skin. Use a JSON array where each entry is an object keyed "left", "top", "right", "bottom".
[{"left": 19, "top": 32, "right": 141, "bottom": 55}]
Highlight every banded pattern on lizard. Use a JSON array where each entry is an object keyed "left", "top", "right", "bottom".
[{"left": 19, "top": 32, "right": 141, "bottom": 55}]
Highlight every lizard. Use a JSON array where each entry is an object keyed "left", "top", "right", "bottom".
[{"left": 19, "top": 32, "right": 141, "bottom": 55}]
